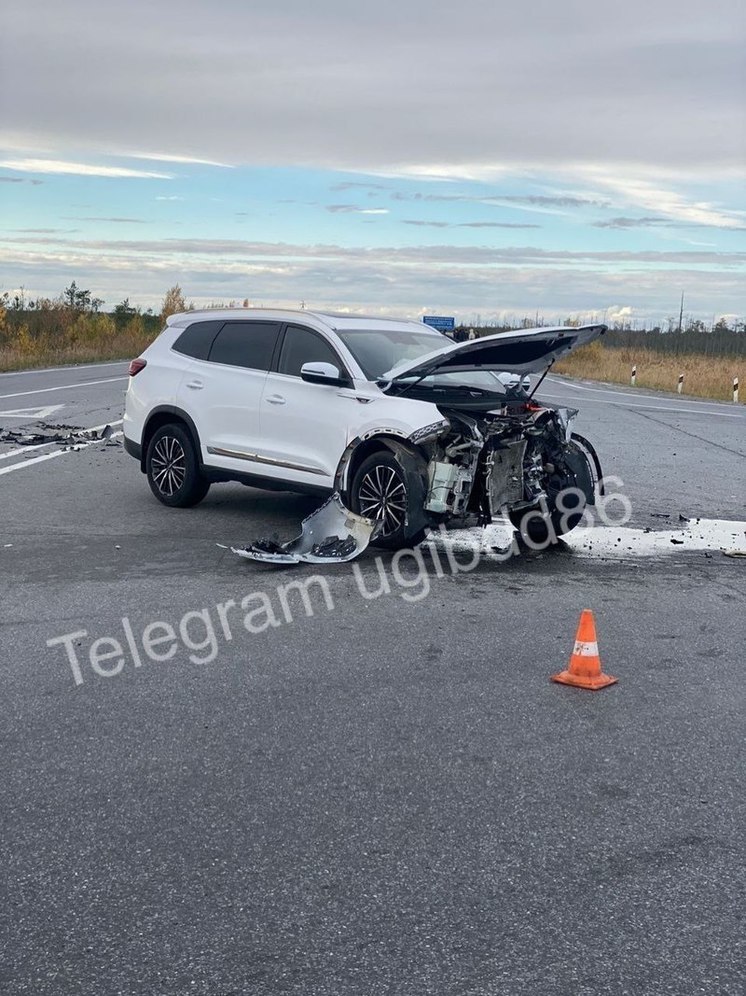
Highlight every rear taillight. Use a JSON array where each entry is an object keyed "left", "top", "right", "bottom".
[{"left": 129, "top": 358, "right": 147, "bottom": 377}]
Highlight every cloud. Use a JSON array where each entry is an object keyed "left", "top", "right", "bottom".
[
  {"left": 402, "top": 219, "right": 540, "bottom": 229},
  {"left": 156, "top": 195, "right": 185, "bottom": 201},
  {"left": 122, "top": 152, "right": 233, "bottom": 167},
  {"left": 0, "top": 176, "right": 44, "bottom": 185},
  {"left": 3, "top": 1, "right": 744, "bottom": 177},
  {"left": 393, "top": 192, "right": 606, "bottom": 209},
  {"left": 0, "top": 158, "right": 173, "bottom": 179},
  {"left": 501, "top": 195, "right": 609, "bottom": 208},
  {"left": 457, "top": 221, "right": 541, "bottom": 229},
  {"left": 2, "top": 238, "right": 742, "bottom": 322},
  {"left": 325, "top": 204, "right": 389, "bottom": 214},
  {"left": 576, "top": 165, "right": 746, "bottom": 228},
  {"left": 3, "top": 234, "right": 742, "bottom": 270},
  {"left": 594, "top": 216, "right": 670, "bottom": 229},
  {"left": 61, "top": 216, "right": 149, "bottom": 224}
]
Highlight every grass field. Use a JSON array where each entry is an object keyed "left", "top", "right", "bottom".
[
  {"left": 0, "top": 315, "right": 156, "bottom": 373},
  {"left": 554, "top": 342, "right": 742, "bottom": 403}
]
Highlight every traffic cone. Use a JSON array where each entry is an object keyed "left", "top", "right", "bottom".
[{"left": 551, "top": 609, "right": 617, "bottom": 690}]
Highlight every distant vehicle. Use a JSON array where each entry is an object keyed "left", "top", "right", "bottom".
[{"left": 123, "top": 310, "right": 606, "bottom": 547}]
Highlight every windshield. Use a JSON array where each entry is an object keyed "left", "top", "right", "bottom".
[{"left": 337, "top": 327, "right": 445, "bottom": 379}]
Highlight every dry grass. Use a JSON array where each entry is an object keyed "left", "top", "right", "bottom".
[
  {"left": 0, "top": 313, "right": 157, "bottom": 373},
  {"left": 554, "top": 342, "right": 743, "bottom": 403}
]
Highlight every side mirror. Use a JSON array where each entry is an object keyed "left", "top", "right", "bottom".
[{"left": 300, "top": 361, "right": 349, "bottom": 387}]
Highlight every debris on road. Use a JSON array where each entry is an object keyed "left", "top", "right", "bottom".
[
  {"left": 230, "top": 493, "right": 379, "bottom": 564},
  {"left": 0, "top": 422, "right": 115, "bottom": 448}
]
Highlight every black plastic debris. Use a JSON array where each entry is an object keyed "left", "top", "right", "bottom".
[
  {"left": 231, "top": 493, "right": 379, "bottom": 564},
  {"left": 310, "top": 535, "right": 357, "bottom": 559},
  {"left": 0, "top": 422, "right": 113, "bottom": 448}
]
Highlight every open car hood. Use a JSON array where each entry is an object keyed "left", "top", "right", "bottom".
[{"left": 382, "top": 324, "right": 606, "bottom": 383}]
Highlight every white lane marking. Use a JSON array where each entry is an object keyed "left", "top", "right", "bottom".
[
  {"left": 547, "top": 376, "right": 740, "bottom": 409},
  {"left": 0, "top": 420, "right": 124, "bottom": 466},
  {"left": 538, "top": 392, "right": 743, "bottom": 417},
  {"left": 0, "top": 404, "right": 65, "bottom": 419},
  {"left": 0, "top": 430, "right": 123, "bottom": 476},
  {"left": 0, "top": 360, "right": 129, "bottom": 378},
  {"left": 0, "top": 377, "right": 126, "bottom": 400}
]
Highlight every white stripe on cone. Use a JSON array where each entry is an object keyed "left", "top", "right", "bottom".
[{"left": 573, "top": 640, "right": 599, "bottom": 657}]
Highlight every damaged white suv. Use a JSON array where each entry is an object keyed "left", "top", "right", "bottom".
[{"left": 124, "top": 309, "right": 606, "bottom": 550}]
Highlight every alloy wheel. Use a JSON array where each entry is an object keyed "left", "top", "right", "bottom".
[
  {"left": 151, "top": 435, "right": 186, "bottom": 497},
  {"left": 357, "top": 464, "right": 407, "bottom": 537}
]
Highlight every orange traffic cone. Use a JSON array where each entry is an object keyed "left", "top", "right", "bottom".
[{"left": 551, "top": 609, "right": 618, "bottom": 690}]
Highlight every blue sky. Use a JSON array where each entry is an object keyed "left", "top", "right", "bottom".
[{"left": 1, "top": 0, "right": 744, "bottom": 325}]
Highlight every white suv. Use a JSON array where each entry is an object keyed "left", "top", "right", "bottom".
[{"left": 124, "top": 309, "right": 606, "bottom": 548}]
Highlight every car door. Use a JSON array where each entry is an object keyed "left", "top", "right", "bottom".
[
  {"left": 178, "top": 319, "right": 282, "bottom": 472},
  {"left": 257, "top": 323, "right": 361, "bottom": 488}
]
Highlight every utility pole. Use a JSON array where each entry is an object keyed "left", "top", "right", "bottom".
[{"left": 678, "top": 291, "right": 684, "bottom": 333}]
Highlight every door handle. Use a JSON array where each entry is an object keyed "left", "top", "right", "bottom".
[
  {"left": 266, "top": 394, "right": 286, "bottom": 405},
  {"left": 186, "top": 380, "right": 204, "bottom": 390}
]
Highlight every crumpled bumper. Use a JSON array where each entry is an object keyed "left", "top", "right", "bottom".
[{"left": 230, "top": 493, "right": 380, "bottom": 564}]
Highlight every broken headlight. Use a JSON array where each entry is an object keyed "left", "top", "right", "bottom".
[{"left": 408, "top": 418, "right": 450, "bottom": 445}]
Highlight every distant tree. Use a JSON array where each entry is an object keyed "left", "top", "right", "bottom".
[
  {"left": 160, "top": 284, "right": 187, "bottom": 321},
  {"left": 113, "top": 298, "right": 138, "bottom": 328},
  {"left": 62, "top": 281, "right": 102, "bottom": 312}
]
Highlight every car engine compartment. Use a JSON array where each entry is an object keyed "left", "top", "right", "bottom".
[{"left": 417, "top": 400, "right": 601, "bottom": 527}]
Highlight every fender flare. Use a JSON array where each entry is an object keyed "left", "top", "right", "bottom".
[{"left": 141, "top": 405, "right": 202, "bottom": 472}]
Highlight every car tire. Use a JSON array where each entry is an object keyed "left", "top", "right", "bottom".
[
  {"left": 146, "top": 423, "right": 210, "bottom": 508},
  {"left": 510, "top": 440, "right": 593, "bottom": 544},
  {"left": 350, "top": 451, "right": 427, "bottom": 550}
]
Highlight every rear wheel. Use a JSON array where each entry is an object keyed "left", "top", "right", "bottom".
[
  {"left": 146, "top": 423, "right": 210, "bottom": 508},
  {"left": 350, "top": 451, "right": 426, "bottom": 550}
]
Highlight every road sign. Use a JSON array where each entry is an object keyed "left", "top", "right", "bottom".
[{"left": 422, "top": 315, "right": 455, "bottom": 331}]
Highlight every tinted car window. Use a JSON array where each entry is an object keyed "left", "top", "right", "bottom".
[
  {"left": 171, "top": 320, "right": 223, "bottom": 360},
  {"left": 278, "top": 325, "right": 344, "bottom": 377},
  {"left": 336, "top": 327, "right": 443, "bottom": 378},
  {"left": 208, "top": 321, "right": 280, "bottom": 371}
]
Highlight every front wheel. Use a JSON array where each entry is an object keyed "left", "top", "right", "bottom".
[
  {"left": 350, "top": 451, "right": 426, "bottom": 550},
  {"left": 510, "top": 440, "right": 594, "bottom": 544},
  {"left": 146, "top": 423, "right": 210, "bottom": 508}
]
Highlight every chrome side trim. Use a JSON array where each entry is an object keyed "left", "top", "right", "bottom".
[{"left": 206, "top": 445, "right": 327, "bottom": 476}]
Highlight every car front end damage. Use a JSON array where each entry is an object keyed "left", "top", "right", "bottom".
[
  {"left": 409, "top": 400, "right": 603, "bottom": 542},
  {"left": 230, "top": 323, "right": 607, "bottom": 563},
  {"left": 232, "top": 400, "right": 604, "bottom": 564}
]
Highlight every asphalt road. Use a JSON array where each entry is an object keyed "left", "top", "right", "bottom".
[{"left": 1, "top": 362, "right": 744, "bottom": 995}]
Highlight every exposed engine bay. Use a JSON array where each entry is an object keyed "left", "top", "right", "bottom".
[{"left": 417, "top": 400, "right": 602, "bottom": 536}]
